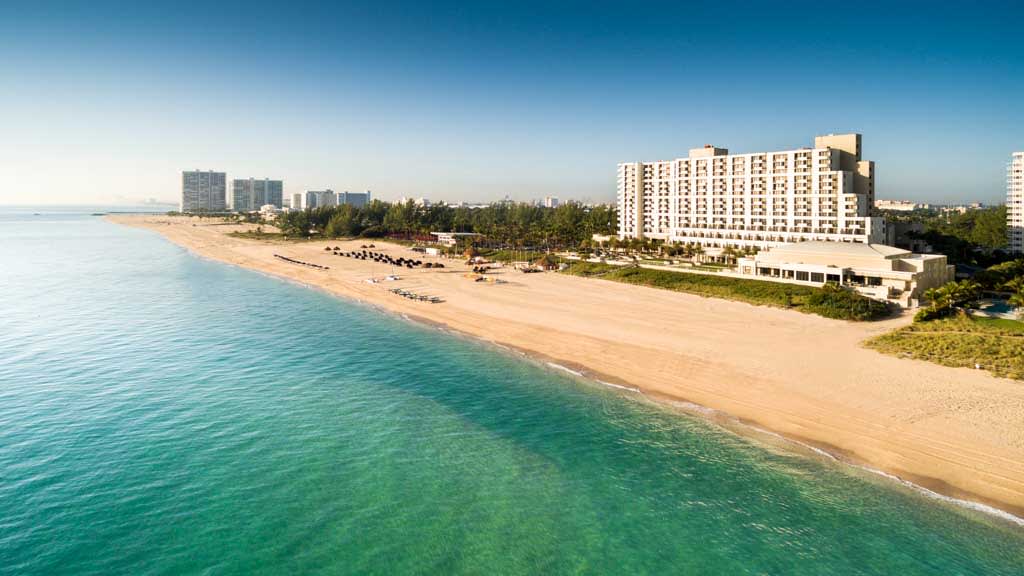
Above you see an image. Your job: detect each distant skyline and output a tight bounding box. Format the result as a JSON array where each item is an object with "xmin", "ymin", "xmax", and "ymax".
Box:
[{"xmin": 2, "ymin": 1, "xmax": 1023, "ymax": 206}]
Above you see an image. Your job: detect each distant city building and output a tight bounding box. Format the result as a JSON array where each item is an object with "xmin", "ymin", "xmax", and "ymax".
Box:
[
  {"xmin": 939, "ymin": 202, "xmax": 985, "ymax": 215},
  {"xmin": 304, "ymin": 189, "xmax": 336, "ymax": 209},
  {"xmin": 1010, "ymin": 152, "xmax": 1024, "ymax": 253},
  {"xmin": 294, "ymin": 189, "xmax": 372, "ymax": 210},
  {"xmin": 181, "ymin": 170, "xmax": 227, "ymax": 213},
  {"xmin": 544, "ymin": 196, "xmax": 560, "ymax": 208},
  {"xmin": 398, "ymin": 195, "xmax": 431, "ymax": 208},
  {"xmin": 618, "ymin": 133, "xmax": 882, "ymax": 250},
  {"xmin": 875, "ymin": 199, "xmax": 926, "ymax": 212},
  {"xmin": 340, "ymin": 190, "xmax": 372, "ymax": 207},
  {"xmin": 231, "ymin": 178, "xmax": 283, "ymax": 212}
]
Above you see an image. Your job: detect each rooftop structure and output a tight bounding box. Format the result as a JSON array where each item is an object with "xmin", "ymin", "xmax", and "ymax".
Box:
[
  {"xmin": 618, "ymin": 133, "xmax": 882, "ymax": 250},
  {"xmin": 736, "ymin": 241, "xmax": 953, "ymax": 308}
]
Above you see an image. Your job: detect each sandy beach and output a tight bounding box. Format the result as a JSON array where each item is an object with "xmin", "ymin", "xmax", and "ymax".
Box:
[{"xmin": 110, "ymin": 214, "xmax": 1024, "ymax": 520}]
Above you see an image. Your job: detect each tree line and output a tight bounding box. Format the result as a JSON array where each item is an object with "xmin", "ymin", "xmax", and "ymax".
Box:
[
  {"xmin": 275, "ymin": 200, "xmax": 618, "ymax": 248},
  {"xmin": 880, "ymin": 206, "xmax": 1009, "ymax": 266}
]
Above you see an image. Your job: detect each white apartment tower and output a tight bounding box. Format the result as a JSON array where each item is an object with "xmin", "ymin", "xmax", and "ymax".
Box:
[
  {"xmin": 231, "ymin": 178, "xmax": 284, "ymax": 212},
  {"xmin": 617, "ymin": 134, "xmax": 883, "ymax": 250},
  {"xmin": 1009, "ymin": 152, "xmax": 1024, "ymax": 254},
  {"xmin": 181, "ymin": 170, "xmax": 227, "ymax": 213}
]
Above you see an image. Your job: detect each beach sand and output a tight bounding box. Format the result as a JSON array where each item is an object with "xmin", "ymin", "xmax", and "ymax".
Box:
[{"xmin": 110, "ymin": 214, "xmax": 1024, "ymax": 520}]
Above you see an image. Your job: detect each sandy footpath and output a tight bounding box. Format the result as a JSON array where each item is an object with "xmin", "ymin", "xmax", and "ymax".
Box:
[{"xmin": 109, "ymin": 215, "xmax": 1024, "ymax": 520}]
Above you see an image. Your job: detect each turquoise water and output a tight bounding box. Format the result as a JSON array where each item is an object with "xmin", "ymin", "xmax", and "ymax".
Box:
[{"xmin": 1, "ymin": 209, "xmax": 1022, "ymax": 575}]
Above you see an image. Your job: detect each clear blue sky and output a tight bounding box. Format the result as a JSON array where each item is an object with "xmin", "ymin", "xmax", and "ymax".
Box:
[{"xmin": 2, "ymin": 0, "xmax": 1022, "ymax": 205}]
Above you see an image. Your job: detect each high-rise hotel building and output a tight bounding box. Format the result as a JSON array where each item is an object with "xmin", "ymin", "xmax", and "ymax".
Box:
[
  {"xmin": 230, "ymin": 178, "xmax": 284, "ymax": 212},
  {"xmin": 1009, "ymin": 152, "xmax": 1024, "ymax": 254},
  {"xmin": 181, "ymin": 170, "xmax": 227, "ymax": 213},
  {"xmin": 617, "ymin": 134, "xmax": 884, "ymax": 250}
]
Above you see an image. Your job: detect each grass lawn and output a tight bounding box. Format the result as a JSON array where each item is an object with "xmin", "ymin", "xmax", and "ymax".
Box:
[
  {"xmin": 480, "ymin": 249, "xmax": 551, "ymax": 262},
  {"xmin": 865, "ymin": 315, "xmax": 1024, "ymax": 380},
  {"xmin": 562, "ymin": 262, "xmax": 890, "ymax": 321},
  {"xmin": 973, "ymin": 316, "xmax": 1024, "ymax": 333},
  {"xmin": 228, "ymin": 231, "xmax": 310, "ymax": 242}
]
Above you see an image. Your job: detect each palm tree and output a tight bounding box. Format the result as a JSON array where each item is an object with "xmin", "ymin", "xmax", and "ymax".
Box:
[
  {"xmin": 1004, "ymin": 277, "xmax": 1024, "ymax": 314},
  {"xmin": 691, "ymin": 243, "xmax": 705, "ymax": 263},
  {"xmin": 948, "ymin": 280, "xmax": 981, "ymax": 311},
  {"xmin": 922, "ymin": 285, "xmax": 950, "ymax": 309},
  {"xmin": 721, "ymin": 245, "xmax": 738, "ymax": 265}
]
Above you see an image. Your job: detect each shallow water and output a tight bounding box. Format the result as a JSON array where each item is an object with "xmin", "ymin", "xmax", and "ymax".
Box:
[{"xmin": 1, "ymin": 209, "xmax": 1021, "ymax": 575}]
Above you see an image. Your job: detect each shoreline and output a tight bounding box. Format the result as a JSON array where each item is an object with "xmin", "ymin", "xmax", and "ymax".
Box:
[{"xmin": 108, "ymin": 215, "xmax": 1024, "ymax": 525}]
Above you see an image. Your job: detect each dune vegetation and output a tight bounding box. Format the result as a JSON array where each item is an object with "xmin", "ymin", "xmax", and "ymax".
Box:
[
  {"xmin": 865, "ymin": 315, "xmax": 1024, "ymax": 380},
  {"xmin": 563, "ymin": 262, "xmax": 890, "ymax": 321}
]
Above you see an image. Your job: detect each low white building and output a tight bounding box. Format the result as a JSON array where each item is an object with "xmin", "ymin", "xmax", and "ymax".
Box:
[
  {"xmin": 736, "ymin": 241, "xmax": 954, "ymax": 308},
  {"xmin": 259, "ymin": 204, "xmax": 283, "ymax": 219},
  {"xmin": 874, "ymin": 199, "xmax": 925, "ymax": 212},
  {"xmin": 430, "ymin": 232, "xmax": 481, "ymax": 246},
  {"xmin": 399, "ymin": 196, "xmax": 430, "ymax": 207}
]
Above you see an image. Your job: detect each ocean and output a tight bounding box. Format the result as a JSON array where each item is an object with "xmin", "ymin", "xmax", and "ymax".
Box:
[{"xmin": 1, "ymin": 208, "xmax": 1021, "ymax": 575}]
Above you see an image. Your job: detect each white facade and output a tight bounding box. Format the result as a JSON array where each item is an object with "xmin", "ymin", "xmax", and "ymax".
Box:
[
  {"xmin": 1009, "ymin": 152, "xmax": 1023, "ymax": 254},
  {"xmin": 181, "ymin": 170, "xmax": 226, "ymax": 213},
  {"xmin": 398, "ymin": 196, "xmax": 430, "ymax": 208},
  {"xmin": 875, "ymin": 199, "xmax": 924, "ymax": 212},
  {"xmin": 617, "ymin": 134, "xmax": 882, "ymax": 250},
  {"xmin": 544, "ymin": 196, "xmax": 560, "ymax": 208},
  {"xmin": 737, "ymin": 242, "xmax": 954, "ymax": 308},
  {"xmin": 259, "ymin": 204, "xmax": 282, "ymax": 219}
]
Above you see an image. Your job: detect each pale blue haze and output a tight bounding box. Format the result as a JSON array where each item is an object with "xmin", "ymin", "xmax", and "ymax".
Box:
[
  {"xmin": 1, "ymin": 1, "xmax": 1023, "ymax": 205},
  {"xmin": 0, "ymin": 209, "xmax": 1022, "ymax": 574}
]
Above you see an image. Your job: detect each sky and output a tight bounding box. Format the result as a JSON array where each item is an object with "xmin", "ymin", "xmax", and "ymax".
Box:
[{"xmin": 2, "ymin": 0, "xmax": 1023, "ymax": 206}]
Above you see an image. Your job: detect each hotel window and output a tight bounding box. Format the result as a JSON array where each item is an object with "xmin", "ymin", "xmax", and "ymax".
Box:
[{"xmin": 810, "ymin": 272, "xmax": 824, "ymax": 283}]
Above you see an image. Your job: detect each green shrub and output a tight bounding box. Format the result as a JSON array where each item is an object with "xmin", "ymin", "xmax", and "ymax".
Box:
[
  {"xmin": 359, "ymin": 226, "xmax": 386, "ymax": 238},
  {"xmin": 804, "ymin": 283, "xmax": 891, "ymax": 321},
  {"xmin": 564, "ymin": 264, "xmax": 889, "ymax": 321}
]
